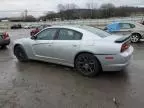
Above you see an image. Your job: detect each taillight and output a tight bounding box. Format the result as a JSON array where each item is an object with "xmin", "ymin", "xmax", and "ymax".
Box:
[
  {"xmin": 3, "ymin": 32, "xmax": 9, "ymax": 40},
  {"xmin": 121, "ymin": 43, "xmax": 130, "ymax": 52}
]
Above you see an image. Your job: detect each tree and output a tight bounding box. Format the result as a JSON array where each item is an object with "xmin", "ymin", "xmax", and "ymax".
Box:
[
  {"xmin": 24, "ymin": 15, "xmax": 36, "ymax": 22},
  {"xmin": 100, "ymin": 3, "xmax": 115, "ymax": 9},
  {"xmin": 57, "ymin": 4, "xmax": 65, "ymax": 12},
  {"xmin": 100, "ymin": 3, "xmax": 115, "ymax": 18},
  {"xmin": 57, "ymin": 3, "xmax": 79, "ymax": 11}
]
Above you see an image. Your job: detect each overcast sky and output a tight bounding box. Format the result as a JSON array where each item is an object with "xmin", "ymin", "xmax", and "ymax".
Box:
[{"xmin": 0, "ymin": 0, "xmax": 144, "ymax": 18}]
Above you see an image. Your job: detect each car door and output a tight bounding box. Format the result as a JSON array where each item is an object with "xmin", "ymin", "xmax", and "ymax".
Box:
[
  {"xmin": 118, "ymin": 23, "xmax": 133, "ymax": 35},
  {"xmin": 51, "ymin": 28, "xmax": 83, "ymax": 66},
  {"xmin": 31, "ymin": 28, "xmax": 58, "ymax": 61}
]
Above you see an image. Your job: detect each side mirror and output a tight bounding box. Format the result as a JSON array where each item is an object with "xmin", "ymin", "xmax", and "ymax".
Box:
[{"xmin": 31, "ymin": 36, "xmax": 37, "ymax": 40}]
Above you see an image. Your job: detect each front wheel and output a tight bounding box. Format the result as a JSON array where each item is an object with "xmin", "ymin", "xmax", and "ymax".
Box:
[
  {"xmin": 14, "ymin": 46, "xmax": 28, "ymax": 62},
  {"xmin": 130, "ymin": 34, "xmax": 140, "ymax": 43},
  {"xmin": 75, "ymin": 53, "xmax": 101, "ymax": 77}
]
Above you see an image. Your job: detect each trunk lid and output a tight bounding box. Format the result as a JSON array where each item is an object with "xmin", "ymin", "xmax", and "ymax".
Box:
[{"xmin": 104, "ymin": 35, "xmax": 130, "ymax": 43}]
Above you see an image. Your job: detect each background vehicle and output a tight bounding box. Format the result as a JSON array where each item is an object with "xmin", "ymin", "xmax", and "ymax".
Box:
[
  {"xmin": 13, "ymin": 25, "xmax": 133, "ymax": 77},
  {"xmin": 0, "ymin": 32, "xmax": 10, "ymax": 48},
  {"xmin": 30, "ymin": 24, "xmax": 51, "ymax": 36},
  {"xmin": 105, "ymin": 22, "xmax": 144, "ymax": 43},
  {"xmin": 140, "ymin": 21, "xmax": 144, "ymax": 25},
  {"xmin": 11, "ymin": 24, "xmax": 22, "ymax": 29}
]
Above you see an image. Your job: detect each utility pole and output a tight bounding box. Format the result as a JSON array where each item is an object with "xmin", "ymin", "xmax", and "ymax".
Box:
[{"xmin": 24, "ymin": 9, "xmax": 28, "ymax": 18}]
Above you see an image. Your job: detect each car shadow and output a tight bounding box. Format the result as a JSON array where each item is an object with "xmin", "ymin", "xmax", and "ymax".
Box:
[
  {"xmin": 15, "ymin": 59, "xmax": 129, "ymax": 81},
  {"xmin": 0, "ymin": 46, "xmax": 8, "ymax": 50}
]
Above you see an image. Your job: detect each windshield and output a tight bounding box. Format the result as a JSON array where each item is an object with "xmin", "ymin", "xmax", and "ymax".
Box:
[{"xmin": 80, "ymin": 26, "xmax": 111, "ymax": 38}]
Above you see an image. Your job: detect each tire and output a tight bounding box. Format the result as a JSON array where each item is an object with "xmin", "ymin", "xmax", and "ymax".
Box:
[
  {"xmin": 130, "ymin": 34, "xmax": 141, "ymax": 43},
  {"xmin": 14, "ymin": 45, "xmax": 28, "ymax": 62},
  {"xmin": 75, "ymin": 53, "xmax": 101, "ymax": 77}
]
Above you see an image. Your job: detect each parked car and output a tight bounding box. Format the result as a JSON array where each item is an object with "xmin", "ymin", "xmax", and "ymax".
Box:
[
  {"xmin": 23, "ymin": 25, "xmax": 31, "ymax": 29},
  {"xmin": 105, "ymin": 22, "xmax": 144, "ymax": 43},
  {"xmin": 23, "ymin": 24, "xmax": 39, "ymax": 29},
  {"xmin": 0, "ymin": 32, "xmax": 10, "ymax": 48},
  {"xmin": 140, "ymin": 21, "xmax": 144, "ymax": 25},
  {"xmin": 30, "ymin": 24, "xmax": 51, "ymax": 36},
  {"xmin": 11, "ymin": 24, "xmax": 22, "ymax": 29},
  {"xmin": 13, "ymin": 25, "xmax": 133, "ymax": 77}
]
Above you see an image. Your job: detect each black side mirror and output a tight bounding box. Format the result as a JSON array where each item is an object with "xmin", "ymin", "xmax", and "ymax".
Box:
[{"xmin": 31, "ymin": 36, "xmax": 37, "ymax": 40}]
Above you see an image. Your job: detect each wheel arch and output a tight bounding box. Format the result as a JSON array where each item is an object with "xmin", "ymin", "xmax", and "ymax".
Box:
[
  {"xmin": 14, "ymin": 44, "xmax": 26, "ymax": 55},
  {"xmin": 74, "ymin": 51, "xmax": 102, "ymax": 70},
  {"xmin": 131, "ymin": 32, "xmax": 142, "ymax": 39}
]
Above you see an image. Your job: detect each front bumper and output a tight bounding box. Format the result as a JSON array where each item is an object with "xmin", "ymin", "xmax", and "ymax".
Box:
[
  {"xmin": 0, "ymin": 39, "xmax": 10, "ymax": 46},
  {"xmin": 96, "ymin": 46, "xmax": 134, "ymax": 71}
]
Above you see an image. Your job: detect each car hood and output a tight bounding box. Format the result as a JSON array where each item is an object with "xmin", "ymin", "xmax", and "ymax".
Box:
[{"xmin": 14, "ymin": 38, "xmax": 31, "ymax": 44}]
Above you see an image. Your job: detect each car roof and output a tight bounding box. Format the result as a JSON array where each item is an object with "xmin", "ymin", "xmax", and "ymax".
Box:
[{"xmin": 44, "ymin": 25, "xmax": 91, "ymax": 32}]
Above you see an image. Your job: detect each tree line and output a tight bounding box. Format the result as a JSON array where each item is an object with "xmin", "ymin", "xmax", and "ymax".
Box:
[{"xmin": 40, "ymin": 3, "xmax": 144, "ymax": 21}]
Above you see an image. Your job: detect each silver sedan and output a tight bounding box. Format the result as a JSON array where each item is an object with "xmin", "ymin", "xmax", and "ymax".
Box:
[{"xmin": 13, "ymin": 25, "xmax": 133, "ymax": 77}]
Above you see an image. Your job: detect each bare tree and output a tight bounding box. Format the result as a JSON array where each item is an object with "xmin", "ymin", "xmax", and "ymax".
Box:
[
  {"xmin": 100, "ymin": 3, "xmax": 115, "ymax": 9},
  {"xmin": 86, "ymin": 2, "xmax": 97, "ymax": 18},
  {"xmin": 57, "ymin": 3, "xmax": 79, "ymax": 11},
  {"xmin": 57, "ymin": 4, "xmax": 65, "ymax": 12}
]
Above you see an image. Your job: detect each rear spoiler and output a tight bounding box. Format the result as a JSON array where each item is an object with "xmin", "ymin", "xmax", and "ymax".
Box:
[{"xmin": 115, "ymin": 35, "xmax": 130, "ymax": 43}]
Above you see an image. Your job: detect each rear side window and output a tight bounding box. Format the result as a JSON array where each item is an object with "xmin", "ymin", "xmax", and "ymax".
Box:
[
  {"xmin": 57, "ymin": 29, "xmax": 82, "ymax": 40},
  {"xmin": 120, "ymin": 23, "xmax": 131, "ymax": 29}
]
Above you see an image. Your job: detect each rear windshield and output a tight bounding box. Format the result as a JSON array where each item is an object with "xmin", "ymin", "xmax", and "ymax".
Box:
[{"xmin": 80, "ymin": 26, "xmax": 111, "ymax": 38}]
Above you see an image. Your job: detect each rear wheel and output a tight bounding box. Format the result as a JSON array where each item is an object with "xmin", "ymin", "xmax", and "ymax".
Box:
[
  {"xmin": 14, "ymin": 45, "xmax": 28, "ymax": 62},
  {"xmin": 131, "ymin": 34, "xmax": 141, "ymax": 43},
  {"xmin": 75, "ymin": 53, "xmax": 101, "ymax": 77}
]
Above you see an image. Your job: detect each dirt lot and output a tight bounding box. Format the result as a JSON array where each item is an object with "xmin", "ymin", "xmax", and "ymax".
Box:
[{"xmin": 0, "ymin": 29, "xmax": 144, "ymax": 108}]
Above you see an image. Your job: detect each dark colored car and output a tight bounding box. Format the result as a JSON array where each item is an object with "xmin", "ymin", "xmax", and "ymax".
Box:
[
  {"xmin": 140, "ymin": 21, "xmax": 144, "ymax": 25},
  {"xmin": 0, "ymin": 32, "xmax": 10, "ymax": 48},
  {"xmin": 30, "ymin": 24, "xmax": 51, "ymax": 36},
  {"xmin": 11, "ymin": 24, "xmax": 22, "ymax": 29}
]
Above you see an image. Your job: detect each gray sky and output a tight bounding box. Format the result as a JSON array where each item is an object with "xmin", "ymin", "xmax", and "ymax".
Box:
[{"xmin": 0, "ymin": 0, "xmax": 144, "ymax": 18}]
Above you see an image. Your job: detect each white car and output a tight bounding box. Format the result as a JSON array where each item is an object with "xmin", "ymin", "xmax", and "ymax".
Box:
[
  {"xmin": 105, "ymin": 22, "xmax": 144, "ymax": 43},
  {"xmin": 13, "ymin": 25, "xmax": 133, "ymax": 77}
]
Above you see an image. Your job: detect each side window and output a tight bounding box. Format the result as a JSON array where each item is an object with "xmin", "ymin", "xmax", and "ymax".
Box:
[
  {"xmin": 130, "ymin": 24, "xmax": 135, "ymax": 28},
  {"xmin": 120, "ymin": 23, "xmax": 131, "ymax": 29},
  {"xmin": 36, "ymin": 28, "xmax": 57, "ymax": 40},
  {"xmin": 57, "ymin": 29, "xmax": 82, "ymax": 40}
]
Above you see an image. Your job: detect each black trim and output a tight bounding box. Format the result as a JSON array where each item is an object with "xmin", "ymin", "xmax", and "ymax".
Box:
[{"xmin": 95, "ymin": 54, "xmax": 115, "ymax": 55}]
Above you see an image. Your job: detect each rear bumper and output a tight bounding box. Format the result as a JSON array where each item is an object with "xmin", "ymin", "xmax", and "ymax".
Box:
[
  {"xmin": 102, "ymin": 55, "xmax": 133, "ymax": 71},
  {"xmin": 96, "ymin": 46, "xmax": 134, "ymax": 71},
  {"xmin": 0, "ymin": 39, "xmax": 10, "ymax": 46}
]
